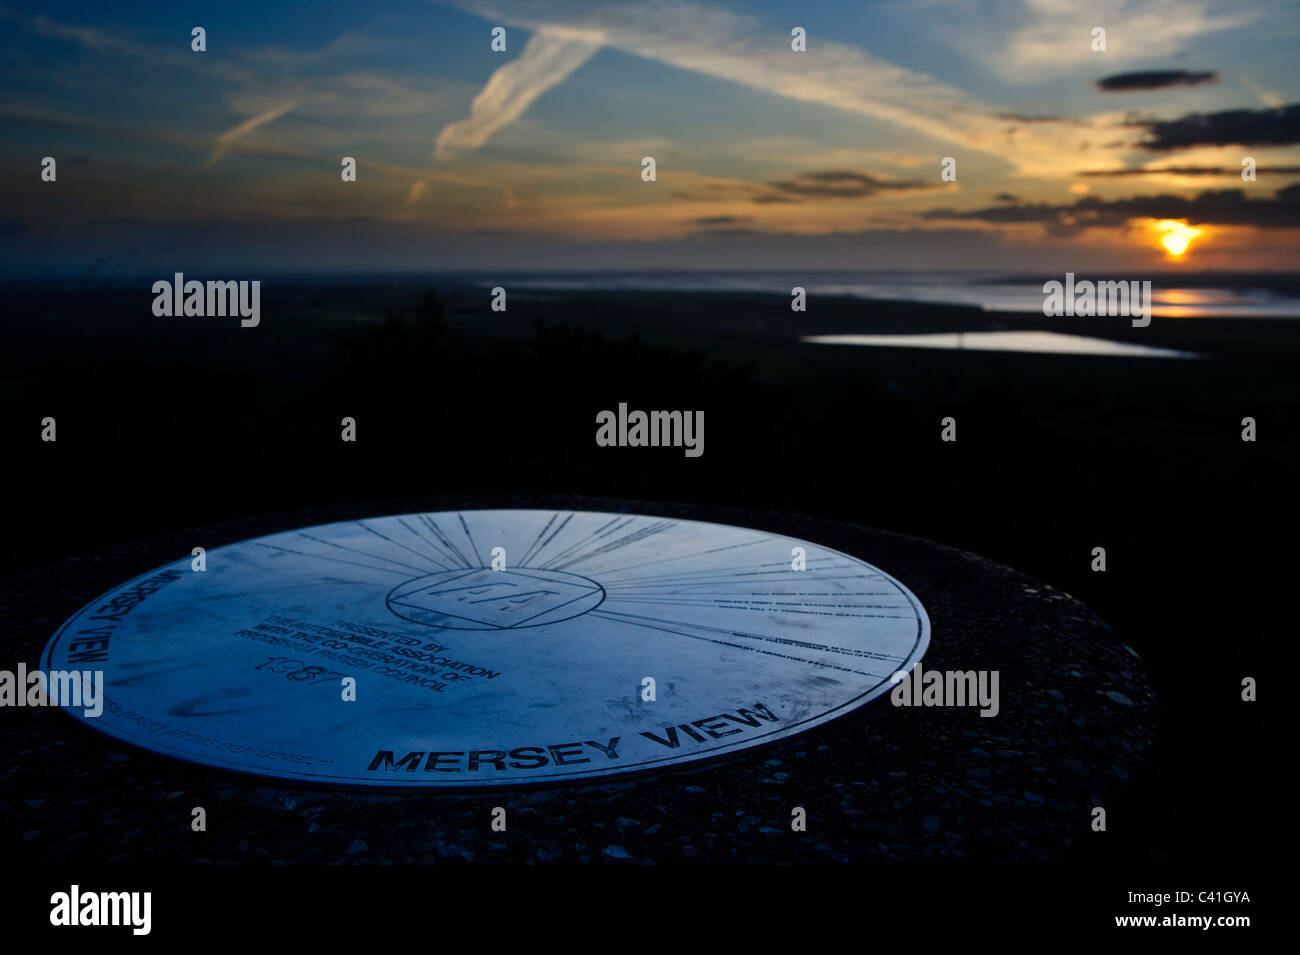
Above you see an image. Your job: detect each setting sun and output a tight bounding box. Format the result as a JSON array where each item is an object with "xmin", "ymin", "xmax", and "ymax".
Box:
[{"xmin": 1154, "ymin": 219, "xmax": 1204, "ymax": 258}]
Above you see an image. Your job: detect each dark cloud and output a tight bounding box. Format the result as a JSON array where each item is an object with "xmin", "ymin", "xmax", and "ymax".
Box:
[
  {"xmin": 1080, "ymin": 165, "xmax": 1300, "ymax": 177},
  {"xmin": 762, "ymin": 169, "xmax": 934, "ymax": 200},
  {"xmin": 673, "ymin": 170, "xmax": 937, "ymax": 205},
  {"xmin": 1096, "ymin": 70, "xmax": 1218, "ymax": 91},
  {"xmin": 922, "ymin": 184, "xmax": 1300, "ymax": 234},
  {"xmin": 691, "ymin": 215, "xmax": 752, "ymax": 226},
  {"xmin": 1131, "ymin": 104, "xmax": 1300, "ymax": 150},
  {"xmin": 997, "ymin": 112, "xmax": 1066, "ymax": 123},
  {"xmin": 995, "ymin": 193, "xmax": 1018, "ymax": 202},
  {"xmin": 669, "ymin": 182, "xmax": 768, "ymax": 202}
]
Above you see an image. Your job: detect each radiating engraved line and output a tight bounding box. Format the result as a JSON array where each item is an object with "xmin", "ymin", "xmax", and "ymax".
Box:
[
  {"xmin": 537, "ymin": 515, "xmax": 632, "ymax": 570},
  {"xmin": 549, "ymin": 520, "xmax": 676, "ymax": 571},
  {"xmin": 517, "ymin": 512, "xmax": 559, "ymax": 568},
  {"xmin": 356, "ymin": 520, "xmax": 448, "ymax": 571},
  {"xmin": 458, "ymin": 512, "xmax": 484, "ymax": 567},
  {"xmin": 395, "ymin": 516, "xmax": 458, "ymax": 569},
  {"xmin": 404, "ymin": 516, "xmax": 469, "ymax": 569},
  {"xmin": 602, "ymin": 596, "xmax": 911, "ymax": 618},
  {"xmin": 418, "ymin": 515, "xmax": 473, "ymax": 568},
  {"xmin": 589, "ymin": 610, "xmax": 886, "ymax": 675},
  {"xmin": 253, "ymin": 541, "xmax": 410, "ymax": 576},
  {"xmin": 295, "ymin": 531, "xmax": 430, "ymax": 574},
  {"xmin": 534, "ymin": 514, "xmax": 624, "ymax": 569},
  {"xmin": 601, "ymin": 564, "xmax": 867, "ymax": 588},
  {"xmin": 543, "ymin": 517, "xmax": 647, "ymax": 570},
  {"xmin": 605, "ymin": 572, "xmax": 883, "ymax": 593},
  {"xmin": 601, "ymin": 559, "xmax": 861, "ymax": 587},
  {"xmin": 597, "ymin": 537, "xmax": 774, "ymax": 579},
  {"xmin": 529, "ymin": 512, "xmax": 586, "ymax": 567},
  {"xmin": 527, "ymin": 512, "xmax": 577, "ymax": 568},
  {"xmin": 594, "ymin": 607, "xmax": 906, "ymax": 661}
]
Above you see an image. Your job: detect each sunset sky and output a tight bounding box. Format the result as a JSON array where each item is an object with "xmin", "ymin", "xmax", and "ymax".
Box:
[{"xmin": 1, "ymin": 0, "xmax": 1297, "ymax": 274}]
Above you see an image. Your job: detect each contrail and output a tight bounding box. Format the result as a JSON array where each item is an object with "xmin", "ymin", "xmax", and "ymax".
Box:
[
  {"xmin": 205, "ymin": 100, "xmax": 298, "ymax": 166},
  {"xmin": 434, "ymin": 26, "xmax": 602, "ymax": 159}
]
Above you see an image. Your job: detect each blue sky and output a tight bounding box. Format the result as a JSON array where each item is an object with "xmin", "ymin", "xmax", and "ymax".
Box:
[{"xmin": 1, "ymin": 0, "xmax": 1297, "ymax": 274}]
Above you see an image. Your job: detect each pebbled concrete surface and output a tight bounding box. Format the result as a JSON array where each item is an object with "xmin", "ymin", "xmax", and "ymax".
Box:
[{"xmin": 0, "ymin": 494, "xmax": 1156, "ymax": 864}]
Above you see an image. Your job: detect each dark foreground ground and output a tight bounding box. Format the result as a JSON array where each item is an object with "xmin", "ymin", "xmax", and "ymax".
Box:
[{"xmin": 0, "ymin": 277, "xmax": 1287, "ymax": 871}]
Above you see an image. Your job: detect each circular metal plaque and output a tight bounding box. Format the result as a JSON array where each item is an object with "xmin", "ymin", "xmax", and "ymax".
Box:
[{"xmin": 42, "ymin": 510, "xmax": 929, "ymax": 788}]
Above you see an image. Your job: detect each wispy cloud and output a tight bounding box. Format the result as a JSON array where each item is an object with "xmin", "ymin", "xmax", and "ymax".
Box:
[
  {"xmin": 434, "ymin": 26, "xmax": 603, "ymax": 159},
  {"xmin": 0, "ymin": 101, "xmax": 311, "ymax": 164},
  {"xmin": 444, "ymin": 1, "xmax": 1082, "ymax": 169},
  {"xmin": 4, "ymin": 0, "xmax": 1294, "ymax": 268},
  {"xmin": 984, "ymin": 0, "xmax": 1255, "ymax": 80},
  {"xmin": 25, "ymin": 13, "xmax": 138, "ymax": 52},
  {"xmin": 405, "ymin": 179, "xmax": 431, "ymax": 205},
  {"xmin": 439, "ymin": 2, "xmax": 1171, "ymax": 178},
  {"xmin": 1241, "ymin": 74, "xmax": 1286, "ymax": 109},
  {"xmin": 205, "ymin": 100, "xmax": 298, "ymax": 166},
  {"xmin": 5, "ymin": 8, "xmax": 255, "ymax": 84}
]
